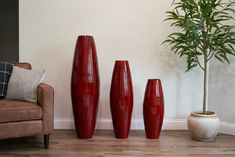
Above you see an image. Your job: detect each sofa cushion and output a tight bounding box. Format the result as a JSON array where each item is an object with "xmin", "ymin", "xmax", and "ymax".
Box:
[
  {"xmin": 0, "ymin": 100, "xmax": 42, "ymax": 123},
  {"xmin": 5, "ymin": 66, "xmax": 46, "ymax": 103},
  {"xmin": 0, "ymin": 62, "xmax": 14, "ymax": 98},
  {"xmin": 0, "ymin": 120, "xmax": 42, "ymax": 139}
]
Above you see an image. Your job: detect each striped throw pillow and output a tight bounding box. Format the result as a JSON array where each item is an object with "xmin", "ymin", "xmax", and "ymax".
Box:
[{"xmin": 0, "ymin": 62, "xmax": 14, "ymax": 98}]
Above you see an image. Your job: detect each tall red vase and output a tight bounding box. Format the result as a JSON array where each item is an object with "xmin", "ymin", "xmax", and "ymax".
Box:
[
  {"xmin": 143, "ymin": 79, "xmax": 164, "ymax": 139},
  {"xmin": 110, "ymin": 60, "xmax": 133, "ymax": 139},
  {"xmin": 71, "ymin": 36, "xmax": 100, "ymax": 139}
]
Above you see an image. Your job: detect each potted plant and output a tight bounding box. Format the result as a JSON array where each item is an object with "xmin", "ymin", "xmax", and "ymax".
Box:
[{"xmin": 163, "ymin": 0, "xmax": 235, "ymax": 141}]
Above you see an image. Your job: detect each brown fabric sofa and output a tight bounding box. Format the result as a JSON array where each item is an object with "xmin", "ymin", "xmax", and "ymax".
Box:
[{"xmin": 0, "ymin": 63, "xmax": 54, "ymax": 149}]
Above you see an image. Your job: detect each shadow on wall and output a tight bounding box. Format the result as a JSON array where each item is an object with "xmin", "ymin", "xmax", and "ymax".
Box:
[
  {"xmin": 55, "ymin": 59, "xmax": 74, "ymax": 119},
  {"xmin": 150, "ymin": 44, "xmax": 186, "ymax": 78},
  {"xmin": 209, "ymin": 57, "xmax": 235, "ymax": 123},
  {"xmin": 148, "ymin": 43, "xmax": 203, "ymax": 118},
  {"xmin": 31, "ymin": 45, "xmax": 75, "ymax": 119},
  {"xmin": 97, "ymin": 83, "xmax": 111, "ymax": 120}
]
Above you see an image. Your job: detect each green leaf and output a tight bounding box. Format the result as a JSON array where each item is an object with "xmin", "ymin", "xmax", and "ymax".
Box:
[
  {"xmin": 215, "ymin": 55, "xmax": 224, "ymax": 63},
  {"xmin": 163, "ymin": 0, "xmax": 235, "ymax": 71}
]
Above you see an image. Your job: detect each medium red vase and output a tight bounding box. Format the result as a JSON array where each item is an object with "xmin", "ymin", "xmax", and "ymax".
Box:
[
  {"xmin": 71, "ymin": 36, "xmax": 100, "ymax": 139},
  {"xmin": 110, "ymin": 60, "xmax": 133, "ymax": 139},
  {"xmin": 143, "ymin": 79, "xmax": 164, "ymax": 139}
]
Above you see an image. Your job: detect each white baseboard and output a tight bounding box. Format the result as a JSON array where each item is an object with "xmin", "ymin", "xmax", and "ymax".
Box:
[
  {"xmin": 220, "ymin": 121, "xmax": 235, "ymax": 135},
  {"xmin": 54, "ymin": 118, "xmax": 235, "ymax": 135},
  {"xmin": 54, "ymin": 118, "xmax": 75, "ymax": 129},
  {"xmin": 54, "ymin": 118, "xmax": 187, "ymax": 130}
]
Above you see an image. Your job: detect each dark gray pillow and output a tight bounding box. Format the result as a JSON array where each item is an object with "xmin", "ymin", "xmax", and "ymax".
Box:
[{"xmin": 0, "ymin": 61, "xmax": 14, "ymax": 98}]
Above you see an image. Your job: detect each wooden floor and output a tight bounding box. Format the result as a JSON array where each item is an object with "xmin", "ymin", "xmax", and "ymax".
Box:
[{"xmin": 0, "ymin": 130, "xmax": 235, "ymax": 157}]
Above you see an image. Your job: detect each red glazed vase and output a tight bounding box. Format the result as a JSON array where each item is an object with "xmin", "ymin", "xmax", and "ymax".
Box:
[
  {"xmin": 143, "ymin": 79, "xmax": 164, "ymax": 139},
  {"xmin": 110, "ymin": 60, "xmax": 133, "ymax": 139},
  {"xmin": 71, "ymin": 36, "xmax": 100, "ymax": 139}
]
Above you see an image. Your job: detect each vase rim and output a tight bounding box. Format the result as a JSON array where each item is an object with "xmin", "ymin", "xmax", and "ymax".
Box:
[
  {"xmin": 191, "ymin": 111, "xmax": 217, "ymax": 117},
  {"xmin": 78, "ymin": 35, "xmax": 93, "ymax": 38},
  {"xmin": 115, "ymin": 60, "xmax": 129, "ymax": 62},
  {"xmin": 148, "ymin": 79, "xmax": 161, "ymax": 81}
]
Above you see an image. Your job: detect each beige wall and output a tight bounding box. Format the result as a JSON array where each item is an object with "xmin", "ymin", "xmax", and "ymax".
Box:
[{"xmin": 19, "ymin": 0, "xmax": 204, "ymax": 129}]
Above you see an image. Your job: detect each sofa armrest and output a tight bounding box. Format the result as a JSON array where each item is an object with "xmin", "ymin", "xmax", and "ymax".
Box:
[{"xmin": 37, "ymin": 83, "xmax": 54, "ymax": 134}]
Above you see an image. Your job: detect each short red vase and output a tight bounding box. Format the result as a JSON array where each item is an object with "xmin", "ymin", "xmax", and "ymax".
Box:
[
  {"xmin": 71, "ymin": 36, "xmax": 100, "ymax": 139},
  {"xmin": 110, "ymin": 60, "xmax": 133, "ymax": 139},
  {"xmin": 143, "ymin": 79, "xmax": 164, "ymax": 139}
]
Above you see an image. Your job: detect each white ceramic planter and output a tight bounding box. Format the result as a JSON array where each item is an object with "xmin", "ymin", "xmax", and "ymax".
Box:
[{"xmin": 187, "ymin": 111, "xmax": 220, "ymax": 141}]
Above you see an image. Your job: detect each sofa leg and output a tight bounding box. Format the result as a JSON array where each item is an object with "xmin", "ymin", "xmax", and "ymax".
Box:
[{"xmin": 44, "ymin": 134, "xmax": 50, "ymax": 149}]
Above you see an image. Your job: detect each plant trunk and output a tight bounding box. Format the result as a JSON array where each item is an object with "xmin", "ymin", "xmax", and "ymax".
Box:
[{"xmin": 203, "ymin": 53, "xmax": 207, "ymax": 114}]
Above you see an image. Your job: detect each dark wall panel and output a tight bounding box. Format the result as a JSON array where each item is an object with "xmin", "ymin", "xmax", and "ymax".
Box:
[{"xmin": 0, "ymin": 0, "xmax": 19, "ymax": 62}]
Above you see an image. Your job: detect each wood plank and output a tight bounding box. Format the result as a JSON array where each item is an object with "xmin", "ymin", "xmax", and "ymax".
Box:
[{"xmin": 0, "ymin": 130, "xmax": 234, "ymax": 157}]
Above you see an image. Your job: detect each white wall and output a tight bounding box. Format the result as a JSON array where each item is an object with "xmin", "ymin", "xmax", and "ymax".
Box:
[
  {"xmin": 208, "ymin": 57, "xmax": 235, "ymax": 134},
  {"xmin": 19, "ymin": 0, "xmax": 204, "ymax": 129}
]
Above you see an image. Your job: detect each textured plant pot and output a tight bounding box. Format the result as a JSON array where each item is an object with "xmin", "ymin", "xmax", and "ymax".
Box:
[
  {"xmin": 187, "ymin": 111, "xmax": 220, "ymax": 141},
  {"xmin": 71, "ymin": 35, "xmax": 100, "ymax": 139},
  {"xmin": 143, "ymin": 79, "xmax": 164, "ymax": 139},
  {"xmin": 110, "ymin": 60, "xmax": 133, "ymax": 139}
]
